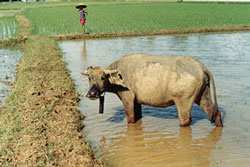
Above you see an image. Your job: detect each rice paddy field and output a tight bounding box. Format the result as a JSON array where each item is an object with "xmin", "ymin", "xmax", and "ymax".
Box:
[
  {"xmin": 0, "ymin": 9, "xmax": 21, "ymax": 40},
  {"xmin": 21, "ymin": 2, "xmax": 250, "ymax": 36},
  {"xmin": 1, "ymin": 1, "xmax": 250, "ymax": 166},
  {"xmin": 0, "ymin": 2, "xmax": 78, "ymax": 9},
  {"xmin": 0, "ymin": 17, "xmax": 17, "ymax": 40}
]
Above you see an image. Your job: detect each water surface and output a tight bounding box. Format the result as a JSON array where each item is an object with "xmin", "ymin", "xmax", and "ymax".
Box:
[
  {"xmin": 60, "ymin": 32, "xmax": 250, "ymax": 167},
  {"xmin": 0, "ymin": 49, "xmax": 21, "ymax": 106}
]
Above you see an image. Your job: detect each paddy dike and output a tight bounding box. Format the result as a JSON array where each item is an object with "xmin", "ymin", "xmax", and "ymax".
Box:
[
  {"xmin": 55, "ymin": 25, "xmax": 250, "ymax": 41},
  {"xmin": 0, "ymin": 12, "xmax": 102, "ymax": 166},
  {"xmin": 0, "ymin": 37, "xmax": 102, "ymax": 167}
]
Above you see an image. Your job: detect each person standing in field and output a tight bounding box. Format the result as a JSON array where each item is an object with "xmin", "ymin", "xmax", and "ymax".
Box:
[{"xmin": 76, "ymin": 4, "xmax": 88, "ymax": 33}]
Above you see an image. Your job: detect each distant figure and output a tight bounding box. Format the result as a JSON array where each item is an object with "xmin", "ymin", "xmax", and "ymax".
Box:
[{"xmin": 76, "ymin": 4, "xmax": 88, "ymax": 33}]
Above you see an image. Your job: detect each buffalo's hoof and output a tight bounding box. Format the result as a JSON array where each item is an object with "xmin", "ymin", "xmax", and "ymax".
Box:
[
  {"xmin": 179, "ymin": 118, "xmax": 192, "ymax": 127},
  {"xmin": 215, "ymin": 112, "xmax": 223, "ymax": 127}
]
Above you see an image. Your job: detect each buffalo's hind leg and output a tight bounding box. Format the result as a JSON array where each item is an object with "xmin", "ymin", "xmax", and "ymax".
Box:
[{"xmin": 196, "ymin": 86, "xmax": 223, "ymax": 127}]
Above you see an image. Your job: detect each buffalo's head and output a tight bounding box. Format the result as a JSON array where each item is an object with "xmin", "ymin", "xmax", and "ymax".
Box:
[{"xmin": 81, "ymin": 66, "xmax": 126, "ymax": 100}]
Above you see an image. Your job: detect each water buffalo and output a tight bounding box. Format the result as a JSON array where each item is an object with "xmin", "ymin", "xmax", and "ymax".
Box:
[{"xmin": 82, "ymin": 54, "xmax": 223, "ymax": 127}]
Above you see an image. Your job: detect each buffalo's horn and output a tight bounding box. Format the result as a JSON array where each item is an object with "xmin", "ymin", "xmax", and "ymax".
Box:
[
  {"xmin": 81, "ymin": 70, "xmax": 89, "ymax": 76},
  {"xmin": 103, "ymin": 69, "xmax": 118, "ymax": 75}
]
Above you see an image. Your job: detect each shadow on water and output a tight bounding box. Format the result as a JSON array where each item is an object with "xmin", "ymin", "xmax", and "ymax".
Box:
[{"xmin": 108, "ymin": 104, "xmax": 226, "ymax": 125}]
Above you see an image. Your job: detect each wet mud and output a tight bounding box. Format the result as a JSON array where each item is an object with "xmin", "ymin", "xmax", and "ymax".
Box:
[{"xmin": 60, "ymin": 32, "xmax": 250, "ymax": 167}]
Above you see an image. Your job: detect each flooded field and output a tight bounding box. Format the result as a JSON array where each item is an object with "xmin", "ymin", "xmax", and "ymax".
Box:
[
  {"xmin": 0, "ymin": 49, "xmax": 21, "ymax": 107},
  {"xmin": 0, "ymin": 17, "xmax": 17, "ymax": 40},
  {"xmin": 60, "ymin": 32, "xmax": 250, "ymax": 167},
  {"xmin": 0, "ymin": 9, "xmax": 20, "ymax": 18}
]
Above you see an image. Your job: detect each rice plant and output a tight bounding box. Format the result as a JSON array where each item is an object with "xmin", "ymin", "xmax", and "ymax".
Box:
[
  {"xmin": 23, "ymin": 2, "xmax": 250, "ymax": 35},
  {"xmin": 0, "ymin": 17, "xmax": 17, "ymax": 40}
]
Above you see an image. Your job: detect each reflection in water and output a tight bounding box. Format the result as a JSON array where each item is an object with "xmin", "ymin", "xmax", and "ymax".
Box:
[
  {"xmin": 0, "ymin": 49, "xmax": 21, "ymax": 107},
  {"xmin": 81, "ymin": 40, "xmax": 87, "ymax": 61},
  {"xmin": 60, "ymin": 32, "xmax": 250, "ymax": 167},
  {"xmin": 103, "ymin": 122, "xmax": 222, "ymax": 167}
]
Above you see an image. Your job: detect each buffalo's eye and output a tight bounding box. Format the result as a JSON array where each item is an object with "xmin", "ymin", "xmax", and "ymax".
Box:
[
  {"xmin": 88, "ymin": 77, "xmax": 91, "ymax": 80},
  {"xmin": 101, "ymin": 76, "xmax": 105, "ymax": 80}
]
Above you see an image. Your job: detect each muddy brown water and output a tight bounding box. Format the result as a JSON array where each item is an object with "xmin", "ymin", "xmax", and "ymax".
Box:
[
  {"xmin": 60, "ymin": 32, "xmax": 250, "ymax": 167},
  {"xmin": 0, "ymin": 49, "xmax": 21, "ymax": 107}
]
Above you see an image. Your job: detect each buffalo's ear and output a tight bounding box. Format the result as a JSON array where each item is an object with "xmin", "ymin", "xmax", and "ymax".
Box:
[
  {"xmin": 108, "ymin": 76, "xmax": 126, "ymax": 87},
  {"xmin": 104, "ymin": 69, "xmax": 126, "ymax": 88}
]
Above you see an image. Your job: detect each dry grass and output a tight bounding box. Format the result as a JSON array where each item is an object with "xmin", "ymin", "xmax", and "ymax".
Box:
[
  {"xmin": 0, "ymin": 36, "xmax": 102, "ymax": 167},
  {"xmin": 15, "ymin": 14, "xmax": 30, "ymax": 39}
]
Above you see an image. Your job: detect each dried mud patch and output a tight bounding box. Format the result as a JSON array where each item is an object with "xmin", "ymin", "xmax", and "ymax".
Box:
[{"xmin": 0, "ymin": 37, "xmax": 102, "ymax": 167}]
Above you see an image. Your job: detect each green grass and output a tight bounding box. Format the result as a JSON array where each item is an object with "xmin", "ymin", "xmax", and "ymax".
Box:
[
  {"xmin": 22, "ymin": 2, "xmax": 250, "ymax": 35},
  {"xmin": 0, "ymin": 17, "xmax": 18, "ymax": 40}
]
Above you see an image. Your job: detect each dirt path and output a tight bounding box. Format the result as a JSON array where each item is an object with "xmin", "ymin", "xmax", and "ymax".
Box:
[
  {"xmin": 0, "ymin": 37, "xmax": 102, "ymax": 167},
  {"xmin": 15, "ymin": 14, "xmax": 30, "ymax": 39},
  {"xmin": 1, "ymin": 13, "xmax": 102, "ymax": 166}
]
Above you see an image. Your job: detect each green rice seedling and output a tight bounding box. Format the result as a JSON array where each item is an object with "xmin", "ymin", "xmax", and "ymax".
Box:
[
  {"xmin": 23, "ymin": 2, "xmax": 250, "ymax": 36},
  {"xmin": 23, "ymin": 6, "xmax": 80, "ymax": 35},
  {"xmin": 0, "ymin": 17, "xmax": 17, "ymax": 40},
  {"xmin": 0, "ymin": 1, "xmax": 78, "ymax": 9},
  {"xmin": 0, "ymin": 9, "xmax": 20, "ymax": 17}
]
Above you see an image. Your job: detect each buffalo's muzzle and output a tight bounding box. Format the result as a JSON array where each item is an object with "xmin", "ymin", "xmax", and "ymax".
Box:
[{"xmin": 86, "ymin": 84, "xmax": 100, "ymax": 100}]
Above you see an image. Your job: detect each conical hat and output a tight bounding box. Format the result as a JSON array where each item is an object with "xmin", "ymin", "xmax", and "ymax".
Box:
[{"xmin": 76, "ymin": 3, "xmax": 87, "ymax": 9}]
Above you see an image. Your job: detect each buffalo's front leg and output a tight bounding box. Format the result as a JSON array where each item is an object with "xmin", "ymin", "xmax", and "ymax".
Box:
[
  {"xmin": 134, "ymin": 100, "xmax": 142, "ymax": 122},
  {"xmin": 118, "ymin": 91, "xmax": 142, "ymax": 123}
]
